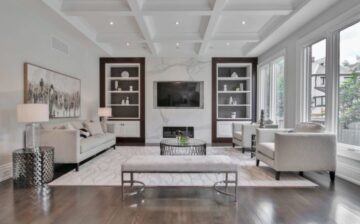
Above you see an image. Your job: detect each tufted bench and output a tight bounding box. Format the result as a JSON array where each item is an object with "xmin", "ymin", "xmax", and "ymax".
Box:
[{"xmin": 121, "ymin": 155, "xmax": 238, "ymax": 201}]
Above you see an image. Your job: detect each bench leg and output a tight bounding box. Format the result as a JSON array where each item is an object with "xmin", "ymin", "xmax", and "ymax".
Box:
[
  {"xmin": 225, "ymin": 173, "xmax": 228, "ymax": 188},
  {"xmin": 130, "ymin": 173, "xmax": 134, "ymax": 187},
  {"xmin": 235, "ymin": 171, "xmax": 238, "ymax": 202},
  {"xmin": 121, "ymin": 172, "xmax": 125, "ymax": 200}
]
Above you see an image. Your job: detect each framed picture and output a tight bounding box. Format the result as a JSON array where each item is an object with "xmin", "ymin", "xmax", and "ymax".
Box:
[{"xmin": 24, "ymin": 63, "xmax": 81, "ymax": 118}]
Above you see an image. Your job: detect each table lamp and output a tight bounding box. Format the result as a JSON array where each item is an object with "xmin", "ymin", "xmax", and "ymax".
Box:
[
  {"xmin": 17, "ymin": 104, "xmax": 49, "ymax": 149},
  {"xmin": 98, "ymin": 107, "xmax": 112, "ymax": 132}
]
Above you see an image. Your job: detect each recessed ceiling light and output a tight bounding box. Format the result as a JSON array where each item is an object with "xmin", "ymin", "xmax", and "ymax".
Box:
[
  {"xmin": 126, "ymin": 42, "xmax": 130, "ymax": 47},
  {"xmin": 242, "ymin": 21, "xmax": 246, "ymax": 25},
  {"xmin": 109, "ymin": 21, "xmax": 114, "ymax": 26},
  {"xmin": 176, "ymin": 42, "xmax": 180, "ymax": 47},
  {"xmin": 226, "ymin": 42, "xmax": 230, "ymax": 46},
  {"xmin": 175, "ymin": 21, "xmax": 180, "ymax": 26}
]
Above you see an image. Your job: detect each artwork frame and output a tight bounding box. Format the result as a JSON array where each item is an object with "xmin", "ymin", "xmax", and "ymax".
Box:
[{"xmin": 24, "ymin": 63, "xmax": 81, "ymax": 118}]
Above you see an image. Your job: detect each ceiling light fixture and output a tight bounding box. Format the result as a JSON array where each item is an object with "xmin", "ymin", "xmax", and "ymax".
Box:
[
  {"xmin": 126, "ymin": 42, "xmax": 130, "ymax": 47},
  {"xmin": 242, "ymin": 21, "xmax": 246, "ymax": 25},
  {"xmin": 176, "ymin": 42, "xmax": 180, "ymax": 48},
  {"xmin": 109, "ymin": 21, "xmax": 114, "ymax": 26},
  {"xmin": 175, "ymin": 21, "xmax": 180, "ymax": 26}
]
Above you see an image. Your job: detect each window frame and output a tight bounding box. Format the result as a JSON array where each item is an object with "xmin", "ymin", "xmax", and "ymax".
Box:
[
  {"xmin": 258, "ymin": 50, "xmax": 286, "ymax": 127},
  {"xmin": 303, "ymin": 38, "xmax": 328, "ymax": 124},
  {"xmin": 297, "ymin": 6, "xmax": 360, "ymax": 153}
]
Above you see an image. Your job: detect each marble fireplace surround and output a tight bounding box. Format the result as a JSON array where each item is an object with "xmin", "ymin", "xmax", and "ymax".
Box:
[{"xmin": 145, "ymin": 57, "xmax": 212, "ymax": 144}]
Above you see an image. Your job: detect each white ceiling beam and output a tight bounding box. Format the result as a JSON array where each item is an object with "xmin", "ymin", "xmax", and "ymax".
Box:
[
  {"xmin": 127, "ymin": 0, "xmax": 158, "ymax": 55},
  {"xmin": 62, "ymin": 1, "xmax": 130, "ymax": 12},
  {"xmin": 213, "ymin": 32, "xmax": 260, "ymax": 42},
  {"xmin": 198, "ymin": 0, "xmax": 228, "ymax": 55},
  {"xmin": 96, "ymin": 33, "xmax": 146, "ymax": 43},
  {"xmin": 142, "ymin": 10, "xmax": 212, "ymax": 16},
  {"xmin": 223, "ymin": 3, "xmax": 293, "ymax": 16}
]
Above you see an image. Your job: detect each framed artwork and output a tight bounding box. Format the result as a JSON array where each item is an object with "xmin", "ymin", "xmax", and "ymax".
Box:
[{"xmin": 24, "ymin": 63, "xmax": 81, "ymax": 118}]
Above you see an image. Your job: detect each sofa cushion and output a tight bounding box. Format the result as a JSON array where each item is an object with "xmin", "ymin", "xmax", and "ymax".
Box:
[
  {"xmin": 257, "ymin": 143, "xmax": 275, "ymax": 159},
  {"xmin": 80, "ymin": 133, "xmax": 115, "ymax": 153},
  {"xmin": 84, "ymin": 121, "xmax": 104, "ymax": 135},
  {"xmin": 294, "ymin": 122, "xmax": 325, "ymax": 133},
  {"xmin": 233, "ymin": 131, "xmax": 242, "ymax": 140}
]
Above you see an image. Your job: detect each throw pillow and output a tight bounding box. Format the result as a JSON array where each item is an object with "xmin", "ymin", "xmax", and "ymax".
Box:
[
  {"xmin": 84, "ymin": 121, "xmax": 104, "ymax": 135},
  {"xmin": 80, "ymin": 128, "xmax": 91, "ymax": 138}
]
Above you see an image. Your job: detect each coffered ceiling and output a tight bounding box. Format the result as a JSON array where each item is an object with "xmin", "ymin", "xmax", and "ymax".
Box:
[{"xmin": 42, "ymin": 0, "xmax": 339, "ymax": 57}]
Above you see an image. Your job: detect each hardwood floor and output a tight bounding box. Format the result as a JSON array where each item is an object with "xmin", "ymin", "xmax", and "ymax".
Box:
[{"xmin": 0, "ymin": 172, "xmax": 360, "ymax": 224}]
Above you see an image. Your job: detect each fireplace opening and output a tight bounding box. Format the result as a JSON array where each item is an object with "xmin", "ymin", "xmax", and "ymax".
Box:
[{"xmin": 163, "ymin": 126, "xmax": 194, "ymax": 138}]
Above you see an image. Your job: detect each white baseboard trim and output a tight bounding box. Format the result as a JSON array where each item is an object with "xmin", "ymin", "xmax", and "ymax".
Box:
[
  {"xmin": 0, "ymin": 163, "xmax": 12, "ymax": 182},
  {"xmin": 337, "ymin": 159, "xmax": 360, "ymax": 186}
]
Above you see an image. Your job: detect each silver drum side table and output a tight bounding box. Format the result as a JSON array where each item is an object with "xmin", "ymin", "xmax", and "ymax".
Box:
[{"xmin": 13, "ymin": 147, "xmax": 54, "ymax": 188}]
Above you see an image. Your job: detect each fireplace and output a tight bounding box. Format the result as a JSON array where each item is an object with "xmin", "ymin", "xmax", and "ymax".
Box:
[{"xmin": 163, "ymin": 126, "xmax": 194, "ymax": 138}]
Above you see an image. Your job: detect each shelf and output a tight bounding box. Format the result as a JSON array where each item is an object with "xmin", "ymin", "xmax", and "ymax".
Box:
[
  {"xmin": 217, "ymin": 117, "xmax": 252, "ymax": 120},
  {"xmin": 107, "ymin": 104, "xmax": 139, "ymax": 106},
  {"xmin": 218, "ymin": 104, "xmax": 251, "ymax": 107},
  {"xmin": 107, "ymin": 91, "xmax": 139, "ymax": 93},
  {"xmin": 218, "ymin": 77, "xmax": 250, "ymax": 81},
  {"xmin": 218, "ymin": 91, "xmax": 251, "ymax": 94},
  {"xmin": 109, "ymin": 118, "xmax": 140, "ymax": 120},
  {"xmin": 107, "ymin": 77, "xmax": 139, "ymax": 80}
]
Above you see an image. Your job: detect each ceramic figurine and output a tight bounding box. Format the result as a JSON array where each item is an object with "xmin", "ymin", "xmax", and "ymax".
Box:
[
  {"xmin": 223, "ymin": 84, "xmax": 227, "ymax": 91},
  {"xmin": 126, "ymin": 97, "xmax": 130, "ymax": 105}
]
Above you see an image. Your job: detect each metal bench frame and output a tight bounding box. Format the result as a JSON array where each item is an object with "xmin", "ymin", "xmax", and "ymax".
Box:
[{"xmin": 121, "ymin": 170, "xmax": 238, "ymax": 202}]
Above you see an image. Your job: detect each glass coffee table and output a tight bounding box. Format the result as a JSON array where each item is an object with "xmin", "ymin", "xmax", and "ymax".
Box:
[{"xmin": 160, "ymin": 139, "xmax": 207, "ymax": 155}]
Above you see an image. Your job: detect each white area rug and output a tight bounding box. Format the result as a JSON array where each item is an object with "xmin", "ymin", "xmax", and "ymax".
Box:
[{"xmin": 49, "ymin": 146, "xmax": 318, "ymax": 187}]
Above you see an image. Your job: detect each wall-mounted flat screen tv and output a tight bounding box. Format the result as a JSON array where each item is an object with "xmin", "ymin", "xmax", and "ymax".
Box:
[{"xmin": 155, "ymin": 81, "xmax": 204, "ymax": 108}]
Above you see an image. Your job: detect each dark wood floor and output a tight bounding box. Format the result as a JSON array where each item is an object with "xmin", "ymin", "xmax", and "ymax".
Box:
[{"xmin": 1, "ymin": 171, "xmax": 360, "ymax": 224}]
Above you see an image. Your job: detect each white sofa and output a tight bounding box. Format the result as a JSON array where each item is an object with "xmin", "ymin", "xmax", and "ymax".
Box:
[
  {"xmin": 255, "ymin": 123, "xmax": 337, "ymax": 181},
  {"xmin": 39, "ymin": 121, "xmax": 116, "ymax": 171}
]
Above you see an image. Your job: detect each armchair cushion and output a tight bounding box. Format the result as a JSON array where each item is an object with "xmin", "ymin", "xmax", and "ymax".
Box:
[
  {"xmin": 233, "ymin": 131, "xmax": 242, "ymax": 140},
  {"xmin": 257, "ymin": 143, "xmax": 275, "ymax": 159}
]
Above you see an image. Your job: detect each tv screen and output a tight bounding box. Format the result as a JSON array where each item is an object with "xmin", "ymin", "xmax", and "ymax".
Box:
[{"xmin": 156, "ymin": 82, "xmax": 203, "ymax": 108}]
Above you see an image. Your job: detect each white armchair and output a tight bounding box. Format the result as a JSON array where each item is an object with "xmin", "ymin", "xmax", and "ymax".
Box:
[
  {"xmin": 255, "ymin": 124, "xmax": 337, "ymax": 181},
  {"xmin": 233, "ymin": 123, "xmax": 278, "ymax": 153}
]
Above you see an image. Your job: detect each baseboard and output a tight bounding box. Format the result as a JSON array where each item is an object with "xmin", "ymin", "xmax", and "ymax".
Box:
[
  {"xmin": 0, "ymin": 163, "xmax": 12, "ymax": 182},
  {"xmin": 337, "ymin": 160, "xmax": 360, "ymax": 185}
]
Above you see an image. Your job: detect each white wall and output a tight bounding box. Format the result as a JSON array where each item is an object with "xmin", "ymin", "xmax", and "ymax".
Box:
[
  {"xmin": 145, "ymin": 57, "xmax": 212, "ymax": 143},
  {"xmin": 258, "ymin": 0, "xmax": 360, "ymax": 128},
  {"xmin": 0, "ymin": 0, "xmax": 106, "ymax": 180}
]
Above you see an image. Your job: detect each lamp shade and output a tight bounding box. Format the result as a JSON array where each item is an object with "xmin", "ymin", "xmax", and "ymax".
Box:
[
  {"xmin": 98, "ymin": 107, "xmax": 112, "ymax": 117},
  {"xmin": 17, "ymin": 104, "xmax": 49, "ymax": 123}
]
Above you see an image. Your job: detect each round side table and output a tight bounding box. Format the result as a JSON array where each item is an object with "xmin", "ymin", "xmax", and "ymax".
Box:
[{"xmin": 13, "ymin": 147, "xmax": 54, "ymax": 188}]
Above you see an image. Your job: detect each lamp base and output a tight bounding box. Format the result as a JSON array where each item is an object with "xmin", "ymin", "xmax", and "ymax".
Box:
[{"xmin": 25, "ymin": 123, "xmax": 40, "ymax": 149}]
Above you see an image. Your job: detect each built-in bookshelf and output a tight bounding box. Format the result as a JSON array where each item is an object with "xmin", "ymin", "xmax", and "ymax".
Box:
[
  {"xmin": 212, "ymin": 58, "xmax": 257, "ymax": 143},
  {"xmin": 100, "ymin": 58, "xmax": 145, "ymax": 144}
]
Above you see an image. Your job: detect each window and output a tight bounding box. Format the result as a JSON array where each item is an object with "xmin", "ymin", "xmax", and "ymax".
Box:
[
  {"xmin": 259, "ymin": 56, "xmax": 285, "ymax": 127},
  {"xmin": 337, "ymin": 21, "xmax": 360, "ymax": 147},
  {"xmin": 305, "ymin": 39, "xmax": 327, "ymax": 124}
]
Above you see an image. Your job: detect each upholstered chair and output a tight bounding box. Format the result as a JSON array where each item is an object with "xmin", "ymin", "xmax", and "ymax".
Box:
[
  {"xmin": 255, "ymin": 122, "xmax": 337, "ymax": 181},
  {"xmin": 232, "ymin": 122, "xmax": 278, "ymax": 153}
]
